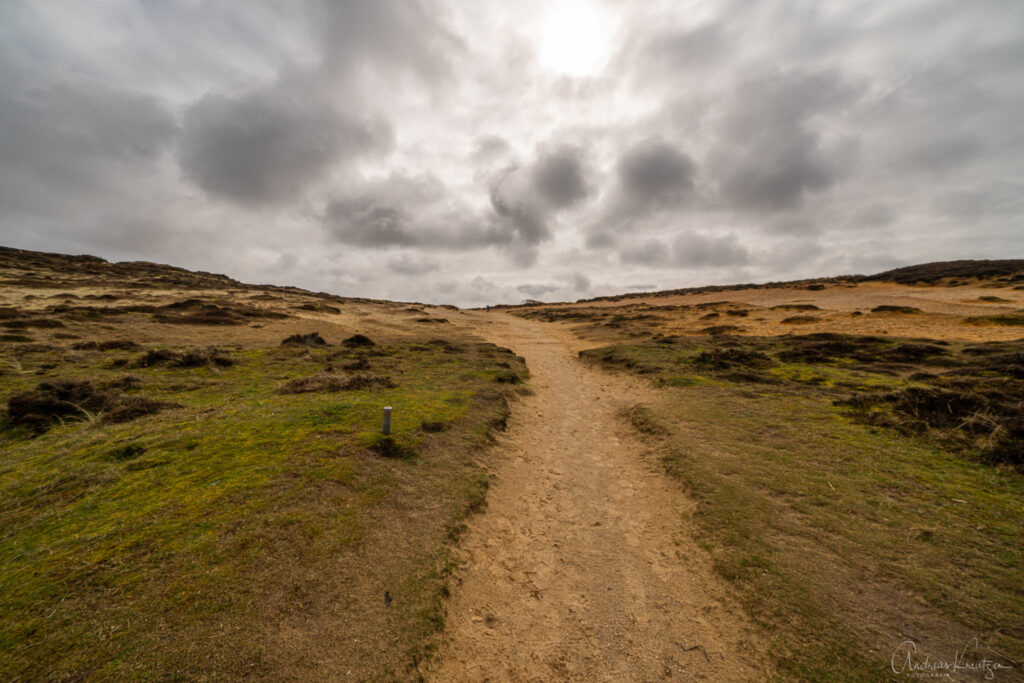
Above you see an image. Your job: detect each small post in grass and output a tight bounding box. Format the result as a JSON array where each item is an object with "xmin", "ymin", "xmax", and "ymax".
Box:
[{"xmin": 382, "ymin": 406, "xmax": 392, "ymax": 435}]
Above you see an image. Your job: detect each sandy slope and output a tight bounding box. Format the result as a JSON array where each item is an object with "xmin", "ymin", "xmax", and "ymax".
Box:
[{"xmin": 426, "ymin": 313, "xmax": 771, "ymax": 681}]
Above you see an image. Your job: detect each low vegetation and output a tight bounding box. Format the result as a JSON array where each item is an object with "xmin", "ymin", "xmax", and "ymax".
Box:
[
  {"xmin": 579, "ymin": 332, "xmax": 1023, "ymax": 678},
  {"xmin": 1, "ymin": 311, "xmax": 528, "ymax": 678}
]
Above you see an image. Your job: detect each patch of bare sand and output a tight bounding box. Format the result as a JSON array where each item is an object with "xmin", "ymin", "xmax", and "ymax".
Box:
[
  {"xmin": 522, "ymin": 281, "xmax": 1024, "ymax": 343},
  {"xmin": 427, "ymin": 313, "xmax": 771, "ymax": 681}
]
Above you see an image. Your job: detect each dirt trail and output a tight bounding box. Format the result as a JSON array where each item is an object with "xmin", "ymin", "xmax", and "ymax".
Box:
[{"xmin": 427, "ymin": 313, "xmax": 771, "ymax": 681}]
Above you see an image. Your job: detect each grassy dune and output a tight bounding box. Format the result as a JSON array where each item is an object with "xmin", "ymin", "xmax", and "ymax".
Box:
[
  {"xmin": 575, "ymin": 332, "xmax": 1023, "ymax": 679},
  {"xmin": 0, "ymin": 337, "xmax": 528, "ymax": 679},
  {"xmin": 0, "ymin": 248, "xmax": 530, "ymax": 679}
]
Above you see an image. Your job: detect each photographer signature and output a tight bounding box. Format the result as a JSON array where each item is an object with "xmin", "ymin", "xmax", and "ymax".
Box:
[{"xmin": 891, "ymin": 638, "xmax": 1014, "ymax": 680}]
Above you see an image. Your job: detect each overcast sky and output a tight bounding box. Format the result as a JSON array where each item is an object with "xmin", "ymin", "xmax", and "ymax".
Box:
[{"xmin": 1, "ymin": 1, "xmax": 1022, "ymax": 305}]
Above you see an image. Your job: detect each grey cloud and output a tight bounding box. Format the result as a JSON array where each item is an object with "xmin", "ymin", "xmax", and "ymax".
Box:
[
  {"xmin": 853, "ymin": 203, "xmax": 895, "ymax": 228},
  {"xmin": 175, "ymin": 0, "xmax": 461, "ymax": 208},
  {"xmin": 897, "ymin": 134, "xmax": 984, "ymax": 171},
  {"xmin": 644, "ymin": 24, "xmax": 725, "ymax": 71},
  {"xmin": 179, "ymin": 85, "xmax": 392, "ymax": 205},
  {"xmin": 0, "ymin": 69, "xmax": 177, "ymax": 198},
  {"xmin": 531, "ymin": 145, "xmax": 590, "ymax": 208},
  {"xmin": 505, "ymin": 243, "xmax": 541, "ymax": 268},
  {"xmin": 569, "ymin": 272, "xmax": 590, "ymax": 292},
  {"xmin": 471, "ymin": 275, "xmax": 497, "ymax": 293},
  {"xmin": 763, "ymin": 215, "xmax": 820, "ymax": 235},
  {"xmin": 620, "ymin": 232, "xmax": 750, "ymax": 268},
  {"xmin": 620, "ymin": 239, "xmax": 670, "ymax": 266},
  {"xmin": 472, "ymin": 135, "xmax": 511, "ymax": 161},
  {"xmin": 434, "ymin": 280, "xmax": 459, "ymax": 295},
  {"xmin": 2, "ymin": 0, "xmax": 1023, "ymax": 308},
  {"xmin": 482, "ymin": 143, "xmax": 595, "ymax": 255},
  {"xmin": 488, "ymin": 168, "xmax": 550, "ymax": 245},
  {"xmin": 673, "ymin": 232, "xmax": 750, "ymax": 268},
  {"xmin": 712, "ymin": 70, "xmax": 860, "ymax": 212},
  {"xmin": 932, "ymin": 184, "xmax": 1024, "ymax": 221},
  {"xmin": 618, "ymin": 138, "xmax": 696, "ymax": 206},
  {"xmin": 585, "ymin": 231, "xmax": 619, "ymax": 249},
  {"xmin": 325, "ymin": 172, "xmax": 509, "ymax": 248},
  {"xmin": 388, "ymin": 254, "xmax": 440, "ymax": 275},
  {"xmin": 589, "ymin": 138, "xmax": 698, "ymax": 242},
  {"xmin": 516, "ymin": 283, "xmax": 558, "ymax": 298},
  {"xmin": 317, "ymin": 0, "xmax": 462, "ymax": 85}
]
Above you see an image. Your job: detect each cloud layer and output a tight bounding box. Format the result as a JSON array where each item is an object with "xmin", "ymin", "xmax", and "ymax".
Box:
[{"xmin": 1, "ymin": 0, "xmax": 1022, "ymax": 305}]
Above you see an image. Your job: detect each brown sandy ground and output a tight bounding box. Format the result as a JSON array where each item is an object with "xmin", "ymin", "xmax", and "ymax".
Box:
[
  {"xmin": 426, "ymin": 312, "xmax": 772, "ymax": 681},
  {"xmin": 512, "ymin": 280, "xmax": 1024, "ymax": 344}
]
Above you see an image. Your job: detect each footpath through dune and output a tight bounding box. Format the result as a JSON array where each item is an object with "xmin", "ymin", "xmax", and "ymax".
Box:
[{"xmin": 426, "ymin": 312, "xmax": 771, "ymax": 681}]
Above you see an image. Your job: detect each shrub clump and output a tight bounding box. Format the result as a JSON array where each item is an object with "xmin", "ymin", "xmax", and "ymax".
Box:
[
  {"xmin": 772, "ymin": 304, "xmax": 820, "ymax": 311},
  {"xmin": 281, "ymin": 332, "xmax": 327, "ymax": 347},
  {"xmin": 871, "ymin": 305, "xmax": 922, "ymax": 314},
  {"xmin": 838, "ymin": 384, "xmax": 1024, "ymax": 468},
  {"xmin": 279, "ymin": 372, "xmax": 395, "ymax": 394},
  {"xmin": 369, "ymin": 435, "xmax": 414, "ymax": 458},
  {"xmin": 341, "ymin": 334, "xmax": 376, "ymax": 348},
  {"xmin": 698, "ymin": 325, "xmax": 742, "ymax": 335},
  {"xmin": 72, "ymin": 340, "xmax": 140, "ymax": 351},
  {"xmin": 693, "ymin": 348, "xmax": 773, "ymax": 369},
  {"xmin": 965, "ymin": 315, "xmax": 1024, "ymax": 327},
  {"xmin": 152, "ymin": 299, "xmax": 290, "ymax": 325},
  {"xmin": 7, "ymin": 380, "xmax": 172, "ymax": 433},
  {"xmin": 137, "ymin": 348, "xmax": 233, "ymax": 368},
  {"xmin": 2, "ymin": 317, "xmax": 65, "ymax": 329}
]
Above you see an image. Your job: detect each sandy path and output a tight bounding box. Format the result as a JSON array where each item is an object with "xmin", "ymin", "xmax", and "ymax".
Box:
[{"xmin": 427, "ymin": 313, "xmax": 770, "ymax": 681}]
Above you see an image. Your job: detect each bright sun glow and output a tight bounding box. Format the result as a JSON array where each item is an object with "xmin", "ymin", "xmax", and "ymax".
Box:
[{"xmin": 538, "ymin": 2, "xmax": 612, "ymax": 77}]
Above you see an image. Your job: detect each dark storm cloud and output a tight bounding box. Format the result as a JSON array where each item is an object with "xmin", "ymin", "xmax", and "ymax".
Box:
[{"xmin": 179, "ymin": 85, "xmax": 392, "ymax": 206}]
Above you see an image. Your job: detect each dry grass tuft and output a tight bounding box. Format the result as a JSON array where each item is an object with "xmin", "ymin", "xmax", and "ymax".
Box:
[{"xmin": 279, "ymin": 371, "xmax": 395, "ymax": 394}]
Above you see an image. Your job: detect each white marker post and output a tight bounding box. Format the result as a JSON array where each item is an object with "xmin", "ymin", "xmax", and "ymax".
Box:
[{"xmin": 382, "ymin": 406, "xmax": 392, "ymax": 435}]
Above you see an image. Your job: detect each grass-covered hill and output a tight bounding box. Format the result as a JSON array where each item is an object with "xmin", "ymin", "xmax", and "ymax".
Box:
[{"xmin": 0, "ymin": 247, "xmax": 528, "ymax": 679}]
